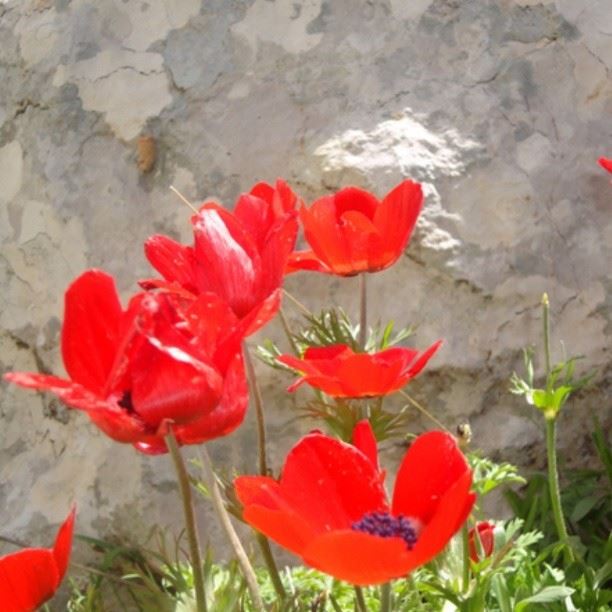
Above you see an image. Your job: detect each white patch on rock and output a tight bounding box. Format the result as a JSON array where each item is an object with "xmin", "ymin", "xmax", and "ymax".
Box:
[
  {"xmin": 516, "ymin": 133, "xmax": 553, "ymax": 174},
  {"xmin": 53, "ymin": 50, "xmax": 172, "ymax": 140},
  {"xmin": 15, "ymin": 6, "xmax": 61, "ymax": 67},
  {"xmin": 232, "ymin": 0, "xmax": 323, "ymax": 54},
  {"xmin": 118, "ymin": 0, "xmax": 200, "ymax": 52},
  {"xmin": 0, "ymin": 141, "xmax": 24, "ymax": 204},
  {"xmin": 389, "ymin": 0, "xmax": 434, "ymax": 21}
]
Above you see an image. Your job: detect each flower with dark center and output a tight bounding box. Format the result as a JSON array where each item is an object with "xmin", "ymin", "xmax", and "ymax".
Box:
[{"xmin": 235, "ymin": 420, "xmax": 475, "ymax": 585}]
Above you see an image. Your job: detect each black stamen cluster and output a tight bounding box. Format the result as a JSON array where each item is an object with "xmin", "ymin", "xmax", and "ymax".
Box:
[{"xmin": 351, "ymin": 511, "xmax": 417, "ymax": 549}]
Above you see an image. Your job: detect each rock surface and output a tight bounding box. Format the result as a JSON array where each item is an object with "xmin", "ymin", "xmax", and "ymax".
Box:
[{"xmin": 0, "ymin": 0, "xmax": 610, "ymax": 580}]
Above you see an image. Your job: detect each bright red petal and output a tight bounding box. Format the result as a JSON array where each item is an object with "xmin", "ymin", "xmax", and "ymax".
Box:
[
  {"xmin": 371, "ymin": 180, "xmax": 423, "ymax": 270},
  {"xmin": 599, "ymin": 157, "xmax": 612, "ymax": 173},
  {"xmin": 303, "ymin": 530, "xmax": 413, "ymax": 585},
  {"xmin": 258, "ymin": 214, "xmax": 298, "ymax": 298},
  {"xmin": 174, "ymin": 352, "xmax": 248, "ymax": 445},
  {"xmin": 409, "ymin": 471, "xmax": 475, "ymax": 564},
  {"xmin": 144, "ymin": 235, "xmax": 197, "ymax": 292},
  {"xmin": 279, "ymin": 432, "xmax": 388, "ymax": 531},
  {"xmin": 61, "ymin": 270, "xmax": 123, "ymax": 394},
  {"xmin": 352, "ymin": 420, "xmax": 379, "ymax": 470},
  {"xmin": 235, "ymin": 476, "xmax": 318, "ymax": 555},
  {"xmin": 4, "ymin": 372, "xmax": 149, "ymax": 444},
  {"xmin": 286, "ymin": 250, "xmax": 329, "ymax": 274},
  {"xmin": 192, "ymin": 208, "xmax": 259, "ymax": 317},
  {"xmin": 0, "ymin": 548, "xmax": 59, "ymax": 611},
  {"xmin": 333, "ymin": 187, "xmax": 379, "ymax": 221},
  {"xmin": 233, "ymin": 193, "xmax": 275, "ymax": 251},
  {"xmin": 392, "ymin": 431, "xmax": 470, "ymax": 523},
  {"xmin": 52, "ymin": 507, "xmax": 75, "ymax": 583},
  {"xmin": 0, "ymin": 507, "xmax": 75, "ymax": 612}
]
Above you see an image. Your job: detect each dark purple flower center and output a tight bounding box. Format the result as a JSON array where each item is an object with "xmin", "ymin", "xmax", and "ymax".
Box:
[
  {"xmin": 351, "ymin": 512, "xmax": 417, "ymax": 549},
  {"xmin": 118, "ymin": 391, "xmax": 135, "ymax": 413}
]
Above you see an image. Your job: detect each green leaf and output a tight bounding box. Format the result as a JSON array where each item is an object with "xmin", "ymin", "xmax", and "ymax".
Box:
[{"xmin": 515, "ymin": 586, "xmax": 575, "ymax": 611}]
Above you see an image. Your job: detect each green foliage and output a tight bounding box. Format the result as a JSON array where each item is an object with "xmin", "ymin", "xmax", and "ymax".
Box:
[
  {"xmin": 469, "ymin": 454, "xmax": 526, "ymax": 498},
  {"xmin": 256, "ymin": 308, "xmax": 414, "ymax": 372},
  {"xmin": 510, "ymin": 348, "xmax": 594, "ymax": 420}
]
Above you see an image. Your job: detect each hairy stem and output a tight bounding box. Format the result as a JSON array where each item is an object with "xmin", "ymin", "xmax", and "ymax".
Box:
[
  {"xmin": 398, "ymin": 390, "xmax": 451, "ymax": 432},
  {"xmin": 165, "ymin": 430, "xmax": 207, "ymax": 612},
  {"xmin": 462, "ymin": 524, "xmax": 470, "ymax": 593},
  {"xmin": 380, "ymin": 582, "xmax": 391, "ymax": 612},
  {"xmin": 359, "ymin": 273, "xmax": 367, "ymax": 349},
  {"xmin": 354, "ymin": 586, "xmax": 367, "ymax": 612},
  {"xmin": 244, "ymin": 344, "xmax": 268, "ymax": 477},
  {"xmin": 199, "ymin": 445, "xmax": 265, "ymax": 611}
]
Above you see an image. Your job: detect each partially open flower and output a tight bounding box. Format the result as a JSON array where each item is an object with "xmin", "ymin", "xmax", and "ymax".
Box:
[
  {"xmin": 235, "ymin": 421, "xmax": 474, "ymax": 585},
  {"xmin": 277, "ymin": 341, "xmax": 441, "ymax": 398},
  {"xmin": 287, "ymin": 180, "xmax": 423, "ymax": 276},
  {"xmin": 468, "ymin": 521, "xmax": 495, "ymax": 562},
  {"xmin": 142, "ymin": 179, "xmax": 299, "ymax": 333},
  {"xmin": 0, "ymin": 507, "xmax": 75, "ymax": 612},
  {"xmin": 5, "ymin": 270, "xmax": 249, "ymax": 454}
]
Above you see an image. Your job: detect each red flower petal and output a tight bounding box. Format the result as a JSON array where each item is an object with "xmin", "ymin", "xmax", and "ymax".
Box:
[
  {"xmin": 352, "ymin": 420, "xmax": 379, "ymax": 470},
  {"xmin": 3, "ymin": 372, "xmax": 149, "ymax": 444},
  {"xmin": 144, "ymin": 235, "xmax": 197, "ymax": 292},
  {"xmin": 286, "ymin": 249, "xmax": 329, "ymax": 274},
  {"xmin": 392, "ymin": 431, "xmax": 470, "ymax": 524},
  {"xmin": 333, "ymin": 187, "xmax": 379, "ymax": 221},
  {"xmin": 192, "ymin": 207, "xmax": 260, "ymax": 317},
  {"xmin": 469, "ymin": 521, "xmax": 495, "ymax": 562},
  {"xmin": 303, "ymin": 529, "xmax": 413, "ymax": 586},
  {"xmin": 276, "ymin": 433, "xmax": 388, "ymax": 530},
  {"xmin": 0, "ymin": 507, "xmax": 75, "ymax": 612},
  {"xmin": 174, "ymin": 352, "xmax": 248, "ymax": 445},
  {"xmin": 235, "ymin": 476, "xmax": 318, "ymax": 554},
  {"xmin": 405, "ymin": 340, "xmax": 442, "ymax": 377},
  {"xmin": 599, "ymin": 157, "xmax": 612, "ymax": 173},
  {"xmin": 372, "ymin": 180, "xmax": 423, "ymax": 269},
  {"xmin": 258, "ymin": 215, "xmax": 298, "ymax": 299},
  {"xmin": 61, "ymin": 270, "xmax": 123, "ymax": 395}
]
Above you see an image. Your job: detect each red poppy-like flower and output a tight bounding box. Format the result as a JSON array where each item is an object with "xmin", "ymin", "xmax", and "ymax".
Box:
[
  {"xmin": 141, "ymin": 179, "xmax": 299, "ymax": 332},
  {"xmin": 277, "ymin": 341, "xmax": 441, "ymax": 398},
  {"xmin": 4, "ymin": 270, "xmax": 249, "ymax": 455},
  {"xmin": 599, "ymin": 157, "xmax": 612, "ymax": 174},
  {"xmin": 468, "ymin": 521, "xmax": 495, "ymax": 562},
  {"xmin": 0, "ymin": 506, "xmax": 75, "ymax": 612},
  {"xmin": 287, "ymin": 179, "xmax": 423, "ymax": 276},
  {"xmin": 235, "ymin": 421, "xmax": 475, "ymax": 585}
]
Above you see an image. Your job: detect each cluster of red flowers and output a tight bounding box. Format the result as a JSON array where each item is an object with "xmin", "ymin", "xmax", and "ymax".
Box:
[{"xmin": 4, "ymin": 176, "xmax": 478, "ymax": 605}]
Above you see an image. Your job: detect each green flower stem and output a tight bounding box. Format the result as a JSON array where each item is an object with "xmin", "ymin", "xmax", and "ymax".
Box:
[
  {"xmin": 359, "ymin": 273, "xmax": 367, "ymax": 349},
  {"xmin": 164, "ymin": 429, "xmax": 207, "ymax": 612},
  {"xmin": 279, "ymin": 308, "xmax": 300, "ymax": 355},
  {"xmin": 541, "ymin": 294, "xmax": 573, "ymax": 563},
  {"xmin": 461, "ymin": 524, "xmax": 470, "ymax": 593},
  {"xmin": 244, "ymin": 345, "xmax": 268, "ymax": 477},
  {"xmin": 199, "ymin": 445, "xmax": 265, "ymax": 611},
  {"xmin": 380, "ymin": 582, "xmax": 391, "ymax": 612},
  {"xmin": 546, "ymin": 417, "xmax": 573, "ymax": 562},
  {"xmin": 244, "ymin": 344, "xmax": 286, "ymax": 599},
  {"xmin": 354, "ymin": 585, "xmax": 368, "ymax": 612}
]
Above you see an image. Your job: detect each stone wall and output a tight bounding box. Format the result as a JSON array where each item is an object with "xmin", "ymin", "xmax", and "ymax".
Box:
[{"xmin": 1, "ymin": 0, "xmax": 610, "ymax": 561}]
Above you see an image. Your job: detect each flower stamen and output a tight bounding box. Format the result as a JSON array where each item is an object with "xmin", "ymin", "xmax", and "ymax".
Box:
[{"xmin": 351, "ymin": 511, "xmax": 417, "ymax": 549}]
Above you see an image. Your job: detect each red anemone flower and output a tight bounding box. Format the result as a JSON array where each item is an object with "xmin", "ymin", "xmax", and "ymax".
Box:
[
  {"xmin": 599, "ymin": 157, "xmax": 612, "ymax": 174},
  {"xmin": 277, "ymin": 341, "xmax": 442, "ymax": 398},
  {"xmin": 4, "ymin": 270, "xmax": 248, "ymax": 455},
  {"xmin": 0, "ymin": 506, "xmax": 75, "ymax": 612},
  {"xmin": 468, "ymin": 521, "xmax": 495, "ymax": 562},
  {"xmin": 235, "ymin": 421, "xmax": 475, "ymax": 585},
  {"xmin": 287, "ymin": 179, "xmax": 423, "ymax": 276},
  {"xmin": 141, "ymin": 179, "xmax": 299, "ymax": 332}
]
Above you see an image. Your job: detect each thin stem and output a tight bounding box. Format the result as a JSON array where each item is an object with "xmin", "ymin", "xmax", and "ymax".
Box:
[
  {"xmin": 354, "ymin": 585, "xmax": 367, "ymax": 612},
  {"xmin": 541, "ymin": 294, "xmax": 573, "ymax": 564},
  {"xmin": 243, "ymin": 343, "xmax": 286, "ymax": 598},
  {"xmin": 198, "ymin": 445, "xmax": 265, "ymax": 611},
  {"xmin": 546, "ymin": 418, "xmax": 573, "ymax": 562},
  {"xmin": 283, "ymin": 289, "xmax": 313, "ymax": 316},
  {"xmin": 256, "ymin": 532, "xmax": 287, "ymax": 600},
  {"xmin": 379, "ymin": 582, "xmax": 391, "ymax": 612},
  {"xmin": 542, "ymin": 293, "xmax": 551, "ymax": 387},
  {"xmin": 169, "ymin": 185, "xmax": 199, "ymax": 214},
  {"xmin": 243, "ymin": 344, "xmax": 268, "ymax": 477},
  {"xmin": 164, "ymin": 430, "xmax": 207, "ymax": 612},
  {"xmin": 462, "ymin": 524, "xmax": 470, "ymax": 593},
  {"xmin": 359, "ymin": 273, "xmax": 367, "ymax": 349},
  {"xmin": 279, "ymin": 308, "xmax": 300, "ymax": 355},
  {"xmin": 398, "ymin": 390, "xmax": 451, "ymax": 433}
]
